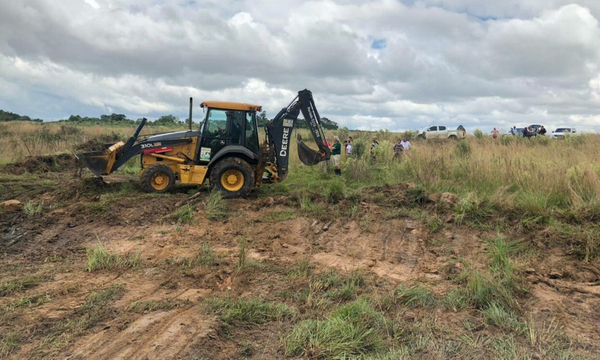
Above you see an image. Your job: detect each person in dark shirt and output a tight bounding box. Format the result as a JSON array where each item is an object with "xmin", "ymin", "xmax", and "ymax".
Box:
[
  {"xmin": 539, "ymin": 126, "xmax": 547, "ymax": 136},
  {"xmin": 393, "ymin": 139, "xmax": 403, "ymax": 158},
  {"xmin": 331, "ymin": 136, "xmax": 342, "ymax": 175}
]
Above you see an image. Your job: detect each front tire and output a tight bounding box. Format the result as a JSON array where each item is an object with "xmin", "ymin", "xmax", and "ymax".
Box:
[
  {"xmin": 141, "ymin": 164, "xmax": 175, "ymax": 193},
  {"xmin": 209, "ymin": 158, "xmax": 255, "ymax": 198}
]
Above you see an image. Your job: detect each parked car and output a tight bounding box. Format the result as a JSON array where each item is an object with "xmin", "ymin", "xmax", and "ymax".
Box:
[
  {"xmin": 551, "ymin": 128, "xmax": 577, "ymax": 139},
  {"xmin": 524, "ymin": 124, "xmax": 547, "ymax": 137},
  {"xmin": 416, "ymin": 125, "xmax": 466, "ymax": 140},
  {"xmin": 528, "ymin": 124, "xmax": 543, "ymax": 133}
]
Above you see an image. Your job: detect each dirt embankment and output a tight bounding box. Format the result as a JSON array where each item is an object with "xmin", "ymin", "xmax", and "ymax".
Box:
[{"xmin": 1, "ymin": 159, "xmax": 600, "ymax": 359}]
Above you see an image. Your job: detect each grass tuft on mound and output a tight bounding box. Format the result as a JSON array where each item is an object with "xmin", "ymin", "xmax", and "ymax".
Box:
[
  {"xmin": 285, "ymin": 298, "xmax": 385, "ymax": 358},
  {"xmin": 205, "ymin": 296, "xmax": 294, "ymax": 327},
  {"xmin": 85, "ymin": 242, "xmax": 141, "ymax": 272}
]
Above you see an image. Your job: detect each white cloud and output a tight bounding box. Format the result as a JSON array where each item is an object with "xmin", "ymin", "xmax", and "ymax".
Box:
[{"xmin": 1, "ymin": 0, "xmax": 600, "ymax": 132}]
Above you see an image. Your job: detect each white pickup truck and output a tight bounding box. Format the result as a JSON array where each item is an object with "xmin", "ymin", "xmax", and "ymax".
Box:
[
  {"xmin": 417, "ymin": 125, "xmax": 466, "ymax": 140},
  {"xmin": 551, "ymin": 127, "xmax": 577, "ymax": 139}
]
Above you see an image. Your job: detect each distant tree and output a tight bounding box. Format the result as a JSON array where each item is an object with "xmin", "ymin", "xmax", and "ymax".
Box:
[
  {"xmin": 0, "ymin": 109, "xmax": 42, "ymax": 122},
  {"xmin": 257, "ymin": 111, "xmax": 269, "ymax": 127},
  {"xmin": 295, "ymin": 116, "xmax": 339, "ymax": 130},
  {"xmin": 320, "ymin": 117, "xmax": 339, "ymax": 130},
  {"xmin": 100, "ymin": 113, "xmax": 130, "ymax": 123},
  {"xmin": 153, "ymin": 114, "xmax": 181, "ymax": 126}
]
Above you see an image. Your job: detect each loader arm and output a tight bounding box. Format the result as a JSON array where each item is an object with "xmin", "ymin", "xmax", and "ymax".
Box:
[
  {"xmin": 264, "ymin": 89, "xmax": 331, "ymax": 181},
  {"xmin": 76, "ymin": 118, "xmax": 192, "ymax": 176}
]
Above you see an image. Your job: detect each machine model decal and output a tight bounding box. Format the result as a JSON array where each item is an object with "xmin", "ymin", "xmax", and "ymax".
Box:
[
  {"xmin": 200, "ymin": 147, "xmax": 212, "ymax": 161},
  {"xmin": 141, "ymin": 142, "xmax": 162, "ymax": 149}
]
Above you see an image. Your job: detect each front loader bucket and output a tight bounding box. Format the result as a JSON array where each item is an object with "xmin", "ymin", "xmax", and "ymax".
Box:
[{"xmin": 75, "ymin": 141, "xmax": 125, "ymax": 176}]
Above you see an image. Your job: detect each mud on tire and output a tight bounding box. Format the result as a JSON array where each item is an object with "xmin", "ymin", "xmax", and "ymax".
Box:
[
  {"xmin": 209, "ymin": 157, "xmax": 255, "ymax": 199},
  {"xmin": 141, "ymin": 164, "xmax": 175, "ymax": 193}
]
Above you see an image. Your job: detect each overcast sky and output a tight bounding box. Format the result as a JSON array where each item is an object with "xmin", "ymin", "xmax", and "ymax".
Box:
[{"xmin": 2, "ymin": 0, "xmax": 600, "ymax": 132}]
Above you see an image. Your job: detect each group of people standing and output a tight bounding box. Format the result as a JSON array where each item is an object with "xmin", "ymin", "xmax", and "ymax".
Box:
[
  {"xmin": 326, "ymin": 135, "xmax": 413, "ymax": 176},
  {"xmin": 393, "ymin": 137, "xmax": 411, "ymax": 158},
  {"xmin": 521, "ymin": 126, "xmax": 546, "ymax": 138},
  {"xmin": 491, "ymin": 126, "xmax": 548, "ymax": 139}
]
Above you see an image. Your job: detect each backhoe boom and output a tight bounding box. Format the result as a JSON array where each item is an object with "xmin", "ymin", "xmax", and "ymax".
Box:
[{"xmin": 265, "ymin": 89, "xmax": 331, "ymax": 181}]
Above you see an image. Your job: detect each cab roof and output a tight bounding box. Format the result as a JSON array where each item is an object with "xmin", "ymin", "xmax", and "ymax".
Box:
[{"xmin": 200, "ymin": 101, "xmax": 262, "ymax": 112}]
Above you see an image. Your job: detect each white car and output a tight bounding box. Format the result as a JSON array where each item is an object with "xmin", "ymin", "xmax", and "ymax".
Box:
[
  {"xmin": 551, "ymin": 128, "xmax": 577, "ymax": 139},
  {"xmin": 417, "ymin": 125, "xmax": 466, "ymax": 140}
]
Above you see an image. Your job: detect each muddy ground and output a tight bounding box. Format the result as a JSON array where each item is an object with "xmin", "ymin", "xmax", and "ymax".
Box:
[{"xmin": 1, "ymin": 157, "xmax": 600, "ymax": 359}]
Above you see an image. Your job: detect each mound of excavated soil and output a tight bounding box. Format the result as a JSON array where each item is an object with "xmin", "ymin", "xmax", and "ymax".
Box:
[
  {"xmin": 73, "ymin": 137, "xmax": 119, "ymax": 152},
  {"xmin": 1, "ymin": 153, "xmax": 79, "ymax": 175}
]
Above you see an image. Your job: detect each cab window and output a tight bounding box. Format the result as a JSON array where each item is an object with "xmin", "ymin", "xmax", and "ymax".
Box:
[
  {"xmin": 439, "ymin": 126, "xmax": 446, "ymax": 131},
  {"xmin": 427, "ymin": 126, "xmax": 437, "ymax": 132},
  {"xmin": 245, "ymin": 112, "xmax": 259, "ymax": 153},
  {"xmin": 230, "ymin": 111, "xmax": 244, "ymax": 145},
  {"xmin": 205, "ymin": 109, "xmax": 228, "ymax": 137}
]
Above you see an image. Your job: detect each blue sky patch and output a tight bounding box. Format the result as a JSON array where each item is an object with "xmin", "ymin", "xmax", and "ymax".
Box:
[{"xmin": 371, "ymin": 39, "xmax": 387, "ymax": 50}]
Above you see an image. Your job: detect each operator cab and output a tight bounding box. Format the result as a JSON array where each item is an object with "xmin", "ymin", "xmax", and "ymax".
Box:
[{"xmin": 198, "ymin": 101, "xmax": 261, "ymax": 163}]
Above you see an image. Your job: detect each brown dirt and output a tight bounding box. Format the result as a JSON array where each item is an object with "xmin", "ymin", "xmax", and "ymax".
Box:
[
  {"xmin": 1, "ymin": 154, "xmax": 79, "ymax": 175},
  {"xmin": 1, "ymin": 168, "xmax": 600, "ymax": 359}
]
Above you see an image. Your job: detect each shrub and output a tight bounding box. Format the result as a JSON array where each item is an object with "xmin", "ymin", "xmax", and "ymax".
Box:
[
  {"xmin": 454, "ymin": 140, "xmax": 471, "ymax": 157},
  {"xmin": 327, "ymin": 180, "xmax": 346, "ymax": 203},
  {"xmin": 351, "ymin": 139, "xmax": 367, "ymax": 159},
  {"xmin": 174, "ymin": 204, "xmax": 195, "ymax": 224},
  {"xmin": 203, "ymin": 191, "xmax": 228, "ymax": 221}
]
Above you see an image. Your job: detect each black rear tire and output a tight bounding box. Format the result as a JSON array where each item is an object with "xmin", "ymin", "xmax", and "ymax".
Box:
[
  {"xmin": 209, "ymin": 157, "xmax": 255, "ymax": 198},
  {"xmin": 141, "ymin": 164, "xmax": 175, "ymax": 193}
]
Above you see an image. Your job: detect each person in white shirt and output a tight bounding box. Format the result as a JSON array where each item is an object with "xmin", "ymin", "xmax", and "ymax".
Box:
[
  {"xmin": 400, "ymin": 138, "xmax": 411, "ymax": 150},
  {"xmin": 346, "ymin": 142, "xmax": 353, "ymax": 155}
]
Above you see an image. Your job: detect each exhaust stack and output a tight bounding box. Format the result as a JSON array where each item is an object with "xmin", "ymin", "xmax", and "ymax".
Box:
[{"xmin": 189, "ymin": 97, "xmax": 193, "ymax": 131}]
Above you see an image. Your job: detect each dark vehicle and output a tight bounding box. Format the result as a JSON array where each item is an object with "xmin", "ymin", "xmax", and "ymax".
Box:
[
  {"xmin": 529, "ymin": 124, "xmax": 543, "ymax": 132},
  {"xmin": 504, "ymin": 128, "xmax": 524, "ymax": 136},
  {"xmin": 523, "ymin": 124, "xmax": 546, "ymax": 137}
]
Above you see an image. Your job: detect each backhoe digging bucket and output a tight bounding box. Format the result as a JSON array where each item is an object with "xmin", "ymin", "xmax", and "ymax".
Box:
[
  {"xmin": 76, "ymin": 141, "xmax": 125, "ymax": 176},
  {"xmin": 297, "ymin": 139, "xmax": 326, "ymax": 166}
]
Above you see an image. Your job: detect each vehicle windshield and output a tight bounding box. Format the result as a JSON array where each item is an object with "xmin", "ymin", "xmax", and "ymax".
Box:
[{"xmin": 555, "ymin": 128, "xmax": 569, "ymax": 133}]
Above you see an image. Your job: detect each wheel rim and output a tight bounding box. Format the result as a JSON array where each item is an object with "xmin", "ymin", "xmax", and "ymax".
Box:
[
  {"xmin": 221, "ymin": 169, "xmax": 244, "ymax": 192},
  {"xmin": 151, "ymin": 172, "xmax": 169, "ymax": 191}
]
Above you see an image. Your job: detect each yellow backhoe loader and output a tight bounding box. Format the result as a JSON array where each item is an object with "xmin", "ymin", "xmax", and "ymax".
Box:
[{"xmin": 76, "ymin": 89, "xmax": 331, "ymax": 198}]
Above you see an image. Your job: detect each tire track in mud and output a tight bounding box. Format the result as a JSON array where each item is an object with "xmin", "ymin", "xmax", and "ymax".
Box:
[{"xmin": 68, "ymin": 306, "xmax": 215, "ymax": 360}]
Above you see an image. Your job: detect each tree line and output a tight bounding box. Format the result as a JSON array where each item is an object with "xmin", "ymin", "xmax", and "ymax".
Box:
[
  {"xmin": 257, "ymin": 111, "xmax": 339, "ymax": 130},
  {"xmin": 0, "ymin": 110, "xmax": 43, "ymax": 122},
  {"xmin": 0, "ymin": 110, "xmax": 340, "ymax": 130}
]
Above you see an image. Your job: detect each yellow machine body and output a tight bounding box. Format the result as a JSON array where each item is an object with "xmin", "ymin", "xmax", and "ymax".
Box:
[{"xmin": 140, "ymin": 137, "xmax": 210, "ymax": 185}]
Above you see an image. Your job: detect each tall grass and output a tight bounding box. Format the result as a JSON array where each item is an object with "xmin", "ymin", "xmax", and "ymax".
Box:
[
  {"xmin": 0, "ymin": 121, "xmax": 186, "ymax": 165},
  {"xmin": 4, "ymin": 121, "xmax": 600, "ymax": 221},
  {"xmin": 290, "ymin": 132, "xmax": 600, "ymax": 223}
]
